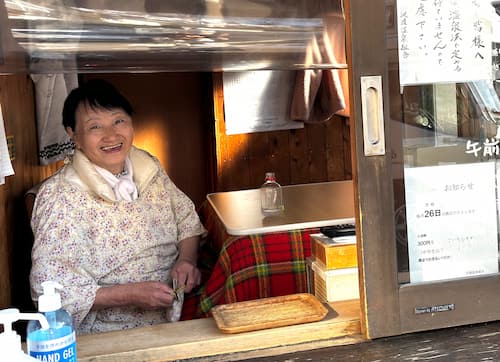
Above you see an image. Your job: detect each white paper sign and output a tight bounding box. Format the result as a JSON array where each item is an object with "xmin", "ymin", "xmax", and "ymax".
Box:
[
  {"xmin": 397, "ymin": 0, "xmax": 493, "ymax": 85},
  {"xmin": 405, "ymin": 162, "xmax": 498, "ymax": 283},
  {"xmin": 223, "ymin": 71, "xmax": 304, "ymax": 135},
  {"xmin": 0, "ymin": 104, "xmax": 14, "ymax": 185}
]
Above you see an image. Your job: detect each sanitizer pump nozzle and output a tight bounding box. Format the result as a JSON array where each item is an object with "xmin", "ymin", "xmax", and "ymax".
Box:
[
  {"xmin": 39, "ymin": 281, "xmax": 63, "ymax": 312},
  {"xmin": 0, "ymin": 308, "xmax": 49, "ymax": 362}
]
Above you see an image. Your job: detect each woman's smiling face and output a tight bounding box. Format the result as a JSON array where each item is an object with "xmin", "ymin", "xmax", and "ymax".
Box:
[{"xmin": 67, "ymin": 102, "xmax": 134, "ymax": 174}]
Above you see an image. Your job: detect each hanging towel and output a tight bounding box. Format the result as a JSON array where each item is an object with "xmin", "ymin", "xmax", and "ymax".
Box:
[
  {"xmin": 290, "ymin": 11, "xmax": 346, "ymax": 123},
  {"xmin": 0, "ymin": 104, "xmax": 14, "ymax": 185},
  {"xmin": 31, "ymin": 70, "xmax": 78, "ymax": 165}
]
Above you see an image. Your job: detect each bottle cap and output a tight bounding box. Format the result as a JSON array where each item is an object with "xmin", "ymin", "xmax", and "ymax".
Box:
[
  {"xmin": 0, "ymin": 308, "xmax": 49, "ymax": 360},
  {"xmin": 265, "ymin": 172, "xmax": 276, "ymax": 180},
  {"xmin": 38, "ymin": 281, "xmax": 63, "ymax": 312}
]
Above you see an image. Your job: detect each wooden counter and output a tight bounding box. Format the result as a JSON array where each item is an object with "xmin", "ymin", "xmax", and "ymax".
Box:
[
  {"xmin": 206, "ymin": 180, "xmax": 355, "ymax": 235},
  {"xmin": 76, "ymin": 299, "xmax": 361, "ymax": 361}
]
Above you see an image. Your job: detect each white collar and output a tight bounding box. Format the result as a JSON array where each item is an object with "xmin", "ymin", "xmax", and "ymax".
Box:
[{"xmin": 65, "ymin": 146, "xmax": 159, "ymax": 202}]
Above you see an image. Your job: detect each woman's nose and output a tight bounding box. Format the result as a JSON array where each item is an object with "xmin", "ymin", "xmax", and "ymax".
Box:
[{"xmin": 101, "ymin": 125, "xmax": 119, "ymax": 138}]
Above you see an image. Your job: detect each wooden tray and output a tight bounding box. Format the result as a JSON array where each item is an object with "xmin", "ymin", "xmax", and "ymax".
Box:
[{"xmin": 211, "ymin": 293, "xmax": 328, "ymax": 333}]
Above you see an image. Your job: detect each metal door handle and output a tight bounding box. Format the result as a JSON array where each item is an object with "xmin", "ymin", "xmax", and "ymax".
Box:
[{"xmin": 361, "ymin": 76, "xmax": 385, "ymax": 156}]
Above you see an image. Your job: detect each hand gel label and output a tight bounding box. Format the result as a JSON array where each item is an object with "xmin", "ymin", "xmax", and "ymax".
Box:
[{"xmin": 27, "ymin": 331, "xmax": 76, "ymax": 362}]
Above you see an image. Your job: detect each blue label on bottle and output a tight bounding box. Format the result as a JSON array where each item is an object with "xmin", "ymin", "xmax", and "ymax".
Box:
[{"xmin": 27, "ymin": 331, "xmax": 77, "ymax": 362}]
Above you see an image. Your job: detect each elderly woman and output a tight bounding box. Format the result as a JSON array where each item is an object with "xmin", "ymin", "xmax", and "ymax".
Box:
[{"xmin": 30, "ymin": 79, "xmax": 206, "ymax": 335}]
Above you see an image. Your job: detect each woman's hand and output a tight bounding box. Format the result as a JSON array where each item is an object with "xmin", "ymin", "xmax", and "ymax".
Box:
[
  {"xmin": 171, "ymin": 259, "xmax": 201, "ymax": 294},
  {"xmin": 93, "ymin": 281, "xmax": 176, "ymax": 310},
  {"xmin": 129, "ymin": 281, "xmax": 177, "ymax": 309},
  {"xmin": 171, "ymin": 236, "xmax": 201, "ymax": 293}
]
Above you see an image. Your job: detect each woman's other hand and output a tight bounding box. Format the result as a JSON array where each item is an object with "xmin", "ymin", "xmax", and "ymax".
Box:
[
  {"xmin": 171, "ymin": 259, "xmax": 201, "ymax": 294},
  {"xmin": 130, "ymin": 281, "xmax": 177, "ymax": 309},
  {"xmin": 93, "ymin": 281, "xmax": 176, "ymax": 310},
  {"xmin": 172, "ymin": 236, "xmax": 201, "ymax": 293}
]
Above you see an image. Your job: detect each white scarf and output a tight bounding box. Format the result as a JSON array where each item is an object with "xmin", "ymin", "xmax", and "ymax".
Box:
[{"xmin": 94, "ymin": 157, "xmax": 138, "ymax": 201}]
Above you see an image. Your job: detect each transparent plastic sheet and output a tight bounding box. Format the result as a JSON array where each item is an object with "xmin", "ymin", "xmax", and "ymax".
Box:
[{"xmin": 1, "ymin": 0, "xmax": 347, "ymax": 73}]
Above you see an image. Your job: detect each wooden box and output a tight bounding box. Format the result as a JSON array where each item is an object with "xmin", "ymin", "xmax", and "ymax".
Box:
[
  {"xmin": 311, "ymin": 260, "xmax": 359, "ymax": 303},
  {"xmin": 310, "ymin": 233, "xmax": 357, "ymax": 270}
]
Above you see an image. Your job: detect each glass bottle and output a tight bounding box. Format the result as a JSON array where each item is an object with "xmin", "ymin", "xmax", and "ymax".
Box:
[{"xmin": 260, "ymin": 172, "xmax": 284, "ymax": 215}]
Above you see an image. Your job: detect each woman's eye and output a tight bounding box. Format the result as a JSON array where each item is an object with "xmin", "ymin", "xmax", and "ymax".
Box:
[{"xmin": 89, "ymin": 124, "xmax": 100, "ymax": 130}]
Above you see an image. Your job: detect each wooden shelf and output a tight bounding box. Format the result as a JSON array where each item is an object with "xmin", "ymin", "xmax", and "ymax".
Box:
[{"xmin": 77, "ymin": 299, "xmax": 362, "ymax": 361}]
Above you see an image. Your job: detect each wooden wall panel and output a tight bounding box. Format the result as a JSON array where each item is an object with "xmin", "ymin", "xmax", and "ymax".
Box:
[
  {"xmin": 224, "ymin": 133, "xmax": 250, "ymax": 189},
  {"xmin": 327, "ymin": 116, "xmax": 353, "ymax": 180},
  {"xmin": 342, "ymin": 118, "xmax": 353, "ymax": 180},
  {"xmin": 247, "ymin": 132, "xmax": 292, "ymax": 189},
  {"xmin": 0, "ymin": 74, "xmax": 60, "ymax": 311},
  {"xmin": 307, "ymin": 123, "xmax": 329, "ymax": 183},
  {"xmin": 289, "ymin": 129, "xmax": 309, "ymax": 184},
  {"xmin": 213, "ymin": 73, "xmax": 352, "ymax": 192},
  {"xmin": 0, "ymin": 74, "xmax": 37, "ymax": 310}
]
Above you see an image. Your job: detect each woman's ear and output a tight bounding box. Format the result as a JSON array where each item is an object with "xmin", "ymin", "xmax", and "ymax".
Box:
[{"xmin": 66, "ymin": 127, "xmax": 77, "ymax": 148}]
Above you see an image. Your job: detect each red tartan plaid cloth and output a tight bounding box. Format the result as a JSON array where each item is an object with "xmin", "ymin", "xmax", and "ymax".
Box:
[{"xmin": 181, "ymin": 201, "xmax": 318, "ymax": 320}]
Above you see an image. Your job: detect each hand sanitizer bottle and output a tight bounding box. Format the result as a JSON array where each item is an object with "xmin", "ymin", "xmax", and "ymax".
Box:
[
  {"xmin": 27, "ymin": 281, "xmax": 77, "ymax": 362},
  {"xmin": 260, "ymin": 172, "xmax": 284, "ymax": 215},
  {"xmin": 0, "ymin": 308, "xmax": 49, "ymax": 362}
]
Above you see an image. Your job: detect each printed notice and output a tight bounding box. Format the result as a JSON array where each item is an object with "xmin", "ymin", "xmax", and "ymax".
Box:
[
  {"xmin": 397, "ymin": 0, "xmax": 493, "ymax": 85},
  {"xmin": 223, "ymin": 70, "xmax": 304, "ymax": 135},
  {"xmin": 404, "ymin": 162, "xmax": 498, "ymax": 283}
]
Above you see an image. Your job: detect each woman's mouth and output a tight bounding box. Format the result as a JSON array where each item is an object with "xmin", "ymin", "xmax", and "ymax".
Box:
[{"xmin": 101, "ymin": 143, "xmax": 123, "ymax": 153}]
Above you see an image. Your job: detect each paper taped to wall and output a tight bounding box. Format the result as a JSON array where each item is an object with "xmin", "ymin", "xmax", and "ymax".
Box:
[{"xmin": 0, "ymin": 104, "xmax": 14, "ymax": 185}]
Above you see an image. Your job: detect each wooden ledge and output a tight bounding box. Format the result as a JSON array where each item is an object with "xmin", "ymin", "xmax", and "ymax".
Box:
[{"xmin": 77, "ymin": 300, "xmax": 363, "ymax": 361}]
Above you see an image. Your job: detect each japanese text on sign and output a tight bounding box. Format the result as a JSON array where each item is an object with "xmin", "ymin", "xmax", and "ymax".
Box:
[
  {"xmin": 404, "ymin": 162, "xmax": 498, "ymax": 283},
  {"xmin": 397, "ymin": 0, "xmax": 493, "ymax": 85}
]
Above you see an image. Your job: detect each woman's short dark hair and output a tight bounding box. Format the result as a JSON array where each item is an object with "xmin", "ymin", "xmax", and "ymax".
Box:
[{"xmin": 62, "ymin": 79, "xmax": 134, "ymax": 131}]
